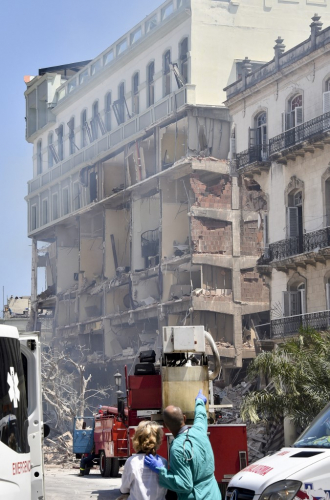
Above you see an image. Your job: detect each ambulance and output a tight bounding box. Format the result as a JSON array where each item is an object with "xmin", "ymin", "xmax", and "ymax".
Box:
[
  {"xmin": 0, "ymin": 325, "xmax": 45, "ymax": 500},
  {"xmin": 227, "ymin": 404, "xmax": 330, "ymax": 500}
]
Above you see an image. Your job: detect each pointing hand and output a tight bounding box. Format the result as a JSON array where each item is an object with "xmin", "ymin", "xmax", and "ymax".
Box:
[{"xmin": 195, "ymin": 389, "xmax": 207, "ymax": 404}]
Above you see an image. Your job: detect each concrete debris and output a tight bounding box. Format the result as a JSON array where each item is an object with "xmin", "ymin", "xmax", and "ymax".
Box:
[
  {"xmin": 44, "ymin": 432, "xmax": 74, "ymax": 467},
  {"xmin": 215, "ymin": 382, "xmax": 270, "ymax": 463}
]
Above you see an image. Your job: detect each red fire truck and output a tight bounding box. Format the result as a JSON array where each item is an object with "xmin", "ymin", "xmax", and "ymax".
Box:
[{"xmin": 73, "ymin": 326, "xmax": 248, "ymax": 491}]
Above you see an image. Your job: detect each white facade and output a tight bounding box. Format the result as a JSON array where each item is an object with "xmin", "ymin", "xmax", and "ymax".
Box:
[{"xmin": 226, "ymin": 15, "xmax": 330, "ymax": 339}]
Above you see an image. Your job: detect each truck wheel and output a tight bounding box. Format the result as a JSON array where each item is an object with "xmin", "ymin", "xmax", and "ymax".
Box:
[
  {"xmin": 110, "ymin": 457, "xmax": 119, "ymax": 477},
  {"xmin": 100, "ymin": 451, "xmax": 112, "ymax": 477}
]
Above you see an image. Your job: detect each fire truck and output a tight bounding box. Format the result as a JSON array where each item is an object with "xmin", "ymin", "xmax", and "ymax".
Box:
[{"xmin": 73, "ymin": 326, "xmax": 248, "ymax": 491}]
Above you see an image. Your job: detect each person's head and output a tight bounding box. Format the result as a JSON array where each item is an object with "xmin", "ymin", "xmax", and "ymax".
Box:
[
  {"xmin": 163, "ymin": 405, "xmax": 186, "ymax": 437},
  {"xmin": 132, "ymin": 421, "xmax": 163, "ymax": 455}
]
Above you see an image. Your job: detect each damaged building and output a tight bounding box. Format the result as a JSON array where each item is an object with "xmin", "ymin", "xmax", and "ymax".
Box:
[{"xmin": 24, "ymin": 0, "xmax": 330, "ymax": 384}]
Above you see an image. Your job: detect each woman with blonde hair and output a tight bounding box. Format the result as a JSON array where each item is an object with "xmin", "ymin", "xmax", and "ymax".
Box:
[{"xmin": 117, "ymin": 420, "xmax": 167, "ymax": 500}]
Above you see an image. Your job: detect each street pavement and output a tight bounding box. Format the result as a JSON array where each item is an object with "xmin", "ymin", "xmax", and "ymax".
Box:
[{"xmin": 45, "ymin": 466, "xmax": 122, "ymax": 499}]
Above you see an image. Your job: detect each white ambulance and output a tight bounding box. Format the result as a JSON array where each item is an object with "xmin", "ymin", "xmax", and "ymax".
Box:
[
  {"xmin": 0, "ymin": 325, "xmax": 45, "ymax": 500},
  {"xmin": 227, "ymin": 406, "xmax": 330, "ymax": 500}
]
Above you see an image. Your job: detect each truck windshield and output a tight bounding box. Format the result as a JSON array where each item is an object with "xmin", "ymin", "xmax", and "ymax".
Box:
[
  {"xmin": 294, "ymin": 403, "xmax": 330, "ymax": 448},
  {"xmin": 0, "ymin": 337, "xmax": 29, "ymax": 453}
]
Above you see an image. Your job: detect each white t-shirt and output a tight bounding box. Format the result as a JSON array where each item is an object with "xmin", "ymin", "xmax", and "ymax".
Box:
[{"xmin": 120, "ymin": 454, "xmax": 167, "ymax": 500}]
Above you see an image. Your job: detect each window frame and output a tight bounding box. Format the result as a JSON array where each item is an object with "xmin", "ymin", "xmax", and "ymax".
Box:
[{"xmin": 147, "ymin": 61, "xmax": 155, "ymax": 107}]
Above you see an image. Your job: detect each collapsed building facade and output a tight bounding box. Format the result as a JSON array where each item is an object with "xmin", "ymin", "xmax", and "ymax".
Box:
[{"xmin": 24, "ymin": 0, "xmax": 330, "ymax": 383}]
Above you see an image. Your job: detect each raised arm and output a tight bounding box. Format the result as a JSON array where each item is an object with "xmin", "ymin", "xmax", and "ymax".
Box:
[{"xmin": 193, "ymin": 390, "xmax": 208, "ymax": 433}]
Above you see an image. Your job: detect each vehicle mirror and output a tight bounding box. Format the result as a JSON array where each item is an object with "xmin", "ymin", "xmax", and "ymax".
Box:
[{"xmin": 43, "ymin": 424, "xmax": 50, "ymax": 438}]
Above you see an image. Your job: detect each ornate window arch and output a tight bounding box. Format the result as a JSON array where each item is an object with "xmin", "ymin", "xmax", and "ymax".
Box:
[{"xmin": 285, "ymin": 93, "xmax": 303, "ymax": 129}]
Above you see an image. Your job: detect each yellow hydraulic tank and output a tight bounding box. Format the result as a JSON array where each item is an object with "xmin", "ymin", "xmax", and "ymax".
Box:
[{"xmin": 161, "ymin": 365, "xmax": 209, "ymax": 420}]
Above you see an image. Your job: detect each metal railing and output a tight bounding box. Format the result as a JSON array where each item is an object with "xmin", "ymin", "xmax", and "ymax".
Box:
[
  {"xmin": 236, "ymin": 144, "xmax": 269, "ymax": 170},
  {"xmin": 269, "ymin": 111, "xmax": 330, "ymax": 155},
  {"xmin": 268, "ymin": 227, "xmax": 330, "ymax": 262},
  {"xmin": 271, "ymin": 310, "xmax": 330, "ymax": 338},
  {"xmin": 28, "ymin": 86, "xmax": 191, "ymax": 195},
  {"xmin": 141, "ymin": 229, "xmax": 159, "ymax": 258}
]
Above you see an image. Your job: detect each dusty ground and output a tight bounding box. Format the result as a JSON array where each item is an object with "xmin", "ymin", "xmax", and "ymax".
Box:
[{"xmin": 45, "ymin": 466, "xmax": 122, "ymax": 499}]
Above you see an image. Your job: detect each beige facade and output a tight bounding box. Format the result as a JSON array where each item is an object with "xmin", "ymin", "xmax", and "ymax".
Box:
[{"xmin": 225, "ymin": 14, "xmax": 330, "ymax": 340}]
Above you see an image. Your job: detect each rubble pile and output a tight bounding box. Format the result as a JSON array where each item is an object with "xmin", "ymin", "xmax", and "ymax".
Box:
[
  {"xmin": 44, "ymin": 432, "xmax": 76, "ymax": 467},
  {"xmin": 217, "ymin": 382, "xmax": 269, "ymax": 463}
]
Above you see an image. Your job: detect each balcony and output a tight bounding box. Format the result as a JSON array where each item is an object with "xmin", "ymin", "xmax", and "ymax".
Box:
[
  {"xmin": 271, "ymin": 310, "xmax": 330, "ymax": 339},
  {"xmin": 236, "ymin": 144, "xmax": 270, "ymax": 170},
  {"xmin": 268, "ymin": 227, "xmax": 330, "ymax": 262},
  {"xmin": 269, "ymin": 111, "xmax": 330, "ymax": 157},
  {"xmin": 27, "ymin": 86, "xmax": 193, "ymax": 196}
]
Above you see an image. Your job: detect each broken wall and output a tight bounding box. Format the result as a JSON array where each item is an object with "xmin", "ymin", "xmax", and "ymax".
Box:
[
  {"xmin": 161, "ymin": 178, "xmax": 190, "ymax": 261},
  {"xmin": 190, "ymin": 175, "xmax": 232, "ymax": 209},
  {"xmin": 80, "ymin": 212, "xmax": 103, "ymax": 282},
  {"xmin": 241, "ymin": 178, "xmax": 267, "ymax": 212},
  {"xmin": 105, "ymin": 285, "xmax": 130, "ymax": 315},
  {"xmin": 56, "ymin": 226, "xmax": 79, "ymax": 293},
  {"xmin": 131, "ymin": 194, "xmax": 160, "ymax": 271},
  {"xmin": 160, "ymin": 118, "xmax": 187, "ymax": 168},
  {"xmin": 240, "ymin": 221, "xmax": 263, "ymax": 257},
  {"xmin": 103, "ymin": 153, "xmax": 125, "ymax": 197},
  {"xmin": 191, "ymin": 218, "xmax": 232, "ymax": 254},
  {"xmin": 132, "ymin": 275, "xmax": 160, "ymax": 305},
  {"xmin": 187, "ymin": 113, "xmax": 230, "ymax": 159},
  {"xmin": 79, "ymin": 294, "xmax": 102, "ymax": 322},
  {"xmin": 241, "ymin": 271, "xmax": 269, "ymax": 303},
  {"xmin": 195, "ymin": 311, "xmax": 234, "ymax": 344},
  {"xmin": 104, "ymin": 208, "xmax": 130, "ymax": 279}
]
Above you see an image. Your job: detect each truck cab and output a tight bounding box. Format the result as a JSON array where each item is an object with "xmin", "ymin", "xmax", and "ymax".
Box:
[{"xmin": 227, "ymin": 404, "xmax": 330, "ymax": 500}]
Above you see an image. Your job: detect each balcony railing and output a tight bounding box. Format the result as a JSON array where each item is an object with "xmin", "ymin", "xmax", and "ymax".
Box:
[
  {"xmin": 141, "ymin": 229, "xmax": 159, "ymax": 258},
  {"xmin": 271, "ymin": 310, "xmax": 330, "ymax": 338},
  {"xmin": 269, "ymin": 111, "xmax": 330, "ymax": 155},
  {"xmin": 27, "ymin": 86, "xmax": 192, "ymax": 195},
  {"xmin": 268, "ymin": 227, "xmax": 330, "ymax": 262},
  {"xmin": 236, "ymin": 144, "xmax": 269, "ymax": 170}
]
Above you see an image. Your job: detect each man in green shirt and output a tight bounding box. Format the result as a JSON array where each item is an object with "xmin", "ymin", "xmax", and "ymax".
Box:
[{"xmin": 145, "ymin": 390, "xmax": 221, "ymax": 500}]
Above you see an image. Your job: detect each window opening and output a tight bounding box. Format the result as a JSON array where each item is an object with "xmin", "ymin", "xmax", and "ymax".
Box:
[
  {"xmin": 164, "ymin": 51, "xmax": 171, "ymax": 97},
  {"xmin": 180, "ymin": 38, "xmax": 188, "ymax": 84},
  {"xmin": 113, "ymin": 83, "xmax": 130, "ymax": 125},
  {"xmin": 326, "ymin": 277, "xmax": 330, "ymax": 311},
  {"xmin": 55, "ymin": 125, "xmax": 64, "ymax": 161},
  {"xmin": 42, "ymin": 199, "xmax": 48, "ymax": 225},
  {"xmin": 81, "ymin": 110, "xmax": 92, "ymax": 147},
  {"xmin": 89, "ymin": 171, "xmax": 97, "ymax": 203},
  {"xmin": 323, "ymin": 79, "xmax": 330, "ymax": 114},
  {"xmin": 73, "ymin": 182, "xmax": 80, "ymax": 211},
  {"xmin": 132, "ymin": 73, "xmax": 139, "ymax": 115},
  {"xmin": 287, "ymin": 190, "xmax": 303, "ymax": 253},
  {"xmin": 325, "ymin": 179, "xmax": 330, "ymax": 227},
  {"xmin": 148, "ymin": 62, "xmax": 155, "ymax": 107},
  {"xmin": 37, "ymin": 140, "xmax": 42, "ymax": 175},
  {"xmin": 52, "ymin": 193, "xmax": 58, "ymax": 220},
  {"xmin": 105, "ymin": 92, "xmax": 112, "ymax": 131},
  {"xmin": 48, "ymin": 133, "xmax": 56, "ymax": 167},
  {"xmin": 91, "ymin": 102, "xmax": 99, "ymax": 141},
  {"xmin": 63, "ymin": 188, "xmax": 69, "ymax": 215},
  {"xmin": 67, "ymin": 117, "xmax": 77, "ymax": 155},
  {"xmin": 31, "ymin": 205, "xmax": 37, "ymax": 230},
  {"xmin": 286, "ymin": 94, "xmax": 303, "ymax": 130},
  {"xmin": 283, "ymin": 282, "xmax": 306, "ymax": 317}
]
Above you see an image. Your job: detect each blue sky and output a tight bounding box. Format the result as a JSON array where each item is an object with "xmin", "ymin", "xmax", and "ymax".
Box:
[{"xmin": 0, "ymin": 0, "xmax": 157, "ymax": 306}]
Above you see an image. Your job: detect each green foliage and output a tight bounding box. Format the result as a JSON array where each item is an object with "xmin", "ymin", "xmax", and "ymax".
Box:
[{"xmin": 240, "ymin": 329, "xmax": 330, "ymax": 428}]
